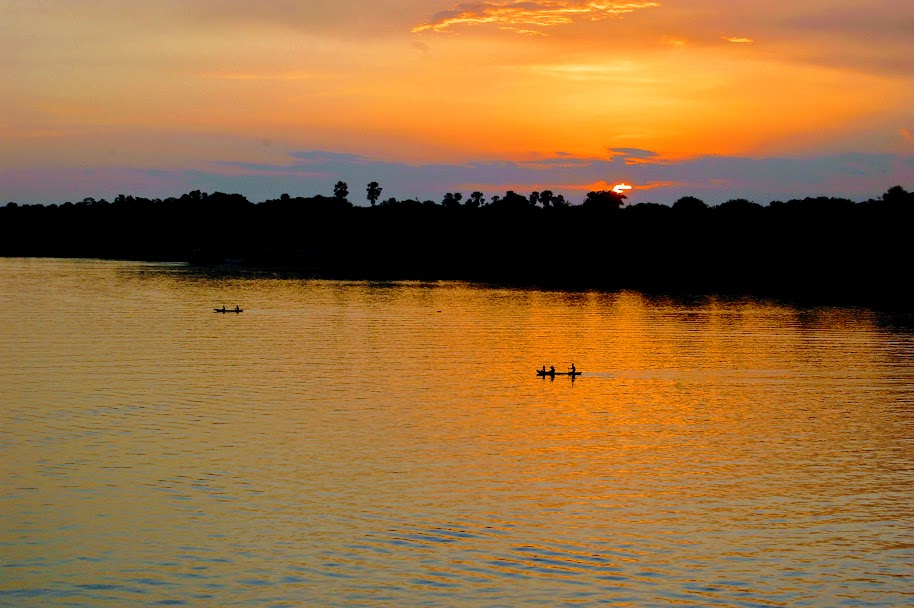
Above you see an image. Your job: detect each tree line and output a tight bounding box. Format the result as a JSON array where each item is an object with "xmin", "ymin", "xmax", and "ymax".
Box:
[{"xmin": 1, "ymin": 184, "xmax": 912, "ymax": 307}]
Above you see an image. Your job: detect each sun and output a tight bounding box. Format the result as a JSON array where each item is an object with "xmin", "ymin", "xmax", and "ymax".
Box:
[{"xmin": 612, "ymin": 183, "xmax": 633, "ymax": 195}]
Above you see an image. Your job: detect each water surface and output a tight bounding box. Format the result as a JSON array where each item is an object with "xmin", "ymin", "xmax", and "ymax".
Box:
[{"xmin": 1, "ymin": 258, "xmax": 912, "ymax": 606}]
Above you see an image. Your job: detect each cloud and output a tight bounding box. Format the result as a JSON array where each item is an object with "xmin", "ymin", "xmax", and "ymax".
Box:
[
  {"xmin": 723, "ymin": 36, "xmax": 754, "ymax": 43},
  {"xmin": 413, "ymin": 1, "xmax": 661, "ymax": 34},
  {"xmin": 608, "ymin": 148, "xmax": 658, "ymax": 160}
]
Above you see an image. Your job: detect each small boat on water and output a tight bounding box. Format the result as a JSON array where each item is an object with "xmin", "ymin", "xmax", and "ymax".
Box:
[
  {"xmin": 537, "ymin": 369, "xmax": 581, "ymax": 377},
  {"xmin": 214, "ymin": 306, "xmax": 243, "ymax": 313}
]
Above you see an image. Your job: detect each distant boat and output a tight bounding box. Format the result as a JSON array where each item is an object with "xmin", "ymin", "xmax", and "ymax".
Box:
[
  {"xmin": 536, "ymin": 369, "xmax": 581, "ymax": 377},
  {"xmin": 214, "ymin": 306, "xmax": 243, "ymax": 313}
]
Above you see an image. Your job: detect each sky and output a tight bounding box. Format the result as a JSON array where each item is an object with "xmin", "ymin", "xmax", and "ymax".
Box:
[{"xmin": 2, "ymin": 0, "xmax": 913, "ymax": 205}]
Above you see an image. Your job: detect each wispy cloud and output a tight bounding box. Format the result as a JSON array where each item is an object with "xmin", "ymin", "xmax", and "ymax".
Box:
[
  {"xmin": 723, "ymin": 36, "xmax": 754, "ymax": 43},
  {"xmin": 413, "ymin": 1, "xmax": 661, "ymax": 34},
  {"xmin": 502, "ymin": 27, "xmax": 549, "ymax": 36},
  {"xmin": 608, "ymin": 148, "xmax": 659, "ymax": 161}
]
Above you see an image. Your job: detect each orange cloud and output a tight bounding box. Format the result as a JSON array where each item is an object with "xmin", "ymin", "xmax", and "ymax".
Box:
[
  {"xmin": 501, "ymin": 27, "xmax": 548, "ymax": 36},
  {"xmin": 723, "ymin": 36, "xmax": 755, "ymax": 43},
  {"xmin": 413, "ymin": 1, "xmax": 662, "ymax": 34},
  {"xmin": 632, "ymin": 181, "xmax": 675, "ymax": 191},
  {"xmin": 902, "ymin": 128, "xmax": 914, "ymax": 144},
  {"xmin": 566, "ymin": 179, "xmax": 617, "ymax": 191}
]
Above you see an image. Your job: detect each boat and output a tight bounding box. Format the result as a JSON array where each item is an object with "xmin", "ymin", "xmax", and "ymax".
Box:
[
  {"xmin": 214, "ymin": 307, "xmax": 243, "ymax": 313},
  {"xmin": 536, "ymin": 369, "xmax": 581, "ymax": 377}
]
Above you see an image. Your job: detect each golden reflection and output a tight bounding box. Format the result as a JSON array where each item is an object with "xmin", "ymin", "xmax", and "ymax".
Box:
[{"xmin": 1, "ymin": 260, "xmax": 912, "ymax": 606}]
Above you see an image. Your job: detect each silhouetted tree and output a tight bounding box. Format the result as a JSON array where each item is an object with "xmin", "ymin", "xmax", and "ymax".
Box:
[
  {"xmin": 5, "ymin": 184, "xmax": 913, "ymax": 307},
  {"xmin": 672, "ymin": 196, "xmax": 707, "ymax": 213},
  {"xmin": 539, "ymin": 190, "xmax": 554, "ymax": 207},
  {"xmin": 468, "ymin": 191, "xmax": 485, "ymax": 208},
  {"xmin": 366, "ymin": 181, "xmax": 382, "ymax": 206},
  {"xmin": 582, "ymin": 190, "xmax": 625, "ymax": 210},
  {"xmin": 720, "ymin": 198, "xmax": 754, "ymax": 206},
  {"xmin": 334, "ymin": 181, "xmax": 349, "ymax": 200},
  {"xmin": 490, "ymin": 190, "xmax": 530, "ymax": 210},
  {"xmin": 529, "ymin": 191, "xmax": 540, "ymax": 207},
  {"xmin": 442, "ymin": 192, "xmax": 463, "ymax": 208},
  {"xmin": 883, "ymin": 185, "xmax": 908, "ymax": 203},
  {"xmin": 717, "ymin": 198, "xmax": 762, "ymax": 215}
]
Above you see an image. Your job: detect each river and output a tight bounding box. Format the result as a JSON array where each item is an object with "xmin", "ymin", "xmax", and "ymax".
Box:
[{"xmin": 1, "ymin": 258, "xmax": 912, "ymax": 607}]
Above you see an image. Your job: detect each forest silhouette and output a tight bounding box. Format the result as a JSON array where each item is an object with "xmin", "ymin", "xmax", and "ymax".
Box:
[{"xmin": 2, "ymin": 185, "xmax": 912, "ymax": 307}]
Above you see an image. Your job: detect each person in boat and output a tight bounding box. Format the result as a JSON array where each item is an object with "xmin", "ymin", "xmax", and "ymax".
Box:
[
  {"xmin": 541, "ymin": 365, "xmax": 546, "ymax": 374},
  {"xmin": 233, "ymin": 305, "xmax": 240, "ymax": 312},
  {"xmin": 549, "ymin": 366, "xmax": 555, "ymax": 374},
  {"xmin": 570, "ymin": 363, "xmax": 576, "ymax": 374},
  {"xmin": 219, "ymin": 306, "xmax": 226, "ymax": 312}
]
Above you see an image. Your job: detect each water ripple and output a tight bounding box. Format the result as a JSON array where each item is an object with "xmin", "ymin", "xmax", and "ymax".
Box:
[{"xmin": 1, "ymin": 259, "xmax": 912, "ymax": 607}]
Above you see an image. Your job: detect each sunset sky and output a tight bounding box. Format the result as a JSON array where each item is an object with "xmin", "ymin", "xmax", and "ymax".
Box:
[{"xmin": 2, "ymin": 0, "xmax": 913, "ymax": 204}]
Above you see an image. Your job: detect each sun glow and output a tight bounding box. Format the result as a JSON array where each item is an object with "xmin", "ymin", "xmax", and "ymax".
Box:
[{"xmin": 613, "ymin": 183, "xmax": 633, "ymax": 194}]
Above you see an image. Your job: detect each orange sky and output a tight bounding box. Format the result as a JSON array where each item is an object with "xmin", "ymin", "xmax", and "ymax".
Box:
[{"xmin": 2, "ymin": 1, "xmax": 912, "ymax": 203}]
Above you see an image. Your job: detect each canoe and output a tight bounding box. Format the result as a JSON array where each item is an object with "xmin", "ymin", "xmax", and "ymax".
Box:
[
  {"xmin": 536, "ymin": 370, "xmax": 581, "ymax": 376},
  {"xmin": 214, "ymin": 308, "xmax": 243, "ymax": 313}
]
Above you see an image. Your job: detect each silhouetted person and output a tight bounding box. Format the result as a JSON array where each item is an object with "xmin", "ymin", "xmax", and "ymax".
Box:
[
  {"xmin": 234, "ymin": 305, "xmax": 240, "ymax": 312},
  {"xmin": 549, "ymin": 366, "xmax": 555, "ymax": 374},
  {"xmin": 570, "ymin": 363, "xmax": 576, "ymax": 374}
]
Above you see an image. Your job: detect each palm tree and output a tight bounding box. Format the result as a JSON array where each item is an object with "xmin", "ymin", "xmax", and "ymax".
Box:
[{"xmin": 366, "ymin": 181, "xmax": 382, "ymax": 206}]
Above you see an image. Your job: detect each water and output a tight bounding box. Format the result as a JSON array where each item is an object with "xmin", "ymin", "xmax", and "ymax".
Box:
[{"xmin": 1, "ymin": 258, "xmax": 912, "ymax": 607}]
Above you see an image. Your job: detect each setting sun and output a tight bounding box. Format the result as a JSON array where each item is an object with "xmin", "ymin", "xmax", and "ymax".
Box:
[{"xmin": 613, "ymin": 183, "xmax": 634, "ymax": 195}]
